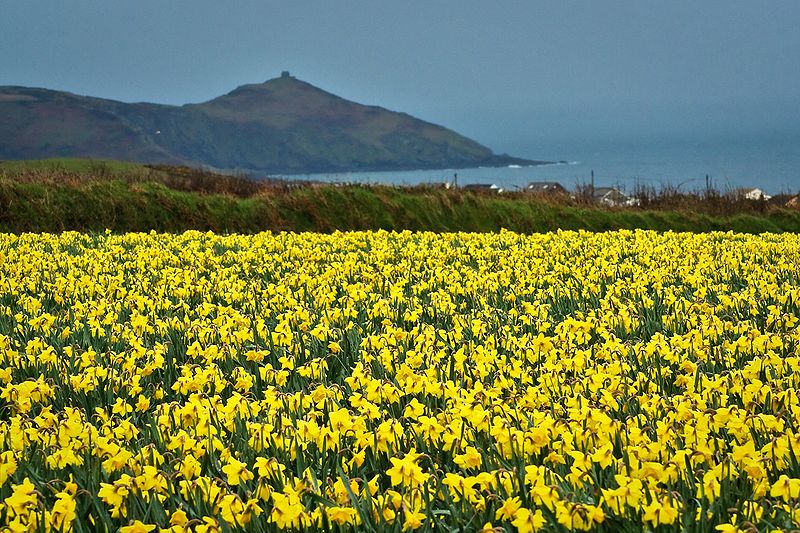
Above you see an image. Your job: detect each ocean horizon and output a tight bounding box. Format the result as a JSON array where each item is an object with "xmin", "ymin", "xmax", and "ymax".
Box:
[{"xmin": 278, "ymin": 129, "xmax": 800, "ymax": 195}]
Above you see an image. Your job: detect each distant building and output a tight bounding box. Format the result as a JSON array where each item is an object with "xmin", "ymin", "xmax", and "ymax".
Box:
[
  {"xmin": 735, "ymin": 187, "xmax": 772, "ymax": 201},
  {"xmin": 527, "ymin": 181, "xmax": 569, "ymax": 195},
  {"xmin": 463, "ymin": 183, "xmax": 504, "ymax": 194},
  {"xmin": 593, "ymin": 187, "xmax": 639, "ymax": 207}
]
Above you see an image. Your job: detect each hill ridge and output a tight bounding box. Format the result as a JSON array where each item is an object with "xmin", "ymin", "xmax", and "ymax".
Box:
[{"xmin": 0, "ymin": 75, "xmax": 544, "ymax": 174}]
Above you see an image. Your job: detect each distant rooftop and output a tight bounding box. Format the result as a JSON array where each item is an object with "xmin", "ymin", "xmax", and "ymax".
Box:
[
  {"xmin": 528, "ymin": 181, "xmax": 568, "ymax": 193},
  {"xmin": 463, "ymin": 183, "xmax": 500, "ymax": 189}
]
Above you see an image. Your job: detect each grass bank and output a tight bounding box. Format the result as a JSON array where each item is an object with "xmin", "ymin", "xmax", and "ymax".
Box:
[{"xmin": 1, "ymin": 159, "xmax": 799, "ymax": 233}]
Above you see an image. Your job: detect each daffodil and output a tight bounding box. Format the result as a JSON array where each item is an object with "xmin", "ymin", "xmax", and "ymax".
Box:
[
  {"xmin": 386, "ymin": 450, "xmax": 429, "ymax": 488},
  {"xmin": 512, "ymin": 508, "xmax": 546, "ymax": 533},
  {"xmin": 222, "ymin": 457, "xmax": 253, "ymax": 486}
]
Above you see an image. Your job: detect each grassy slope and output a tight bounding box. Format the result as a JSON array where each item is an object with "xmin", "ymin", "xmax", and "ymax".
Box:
[
  {"xmin": 0, "ymin": 158, "xmax": 148, "ymax": 174},
  {"xmin": 1, "ymin": 169, "xmax": 799, "ymax": 234}
]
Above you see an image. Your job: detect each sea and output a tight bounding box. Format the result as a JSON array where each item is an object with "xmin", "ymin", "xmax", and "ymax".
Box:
[{"xmin": 277, "ymin": 130, "xmax": 800, "ymax": 195}]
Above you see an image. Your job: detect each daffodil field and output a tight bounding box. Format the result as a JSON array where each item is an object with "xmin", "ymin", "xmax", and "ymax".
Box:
[{"xmin": 2, "ymin": 230, "xmax": 800, "ymax": 532}]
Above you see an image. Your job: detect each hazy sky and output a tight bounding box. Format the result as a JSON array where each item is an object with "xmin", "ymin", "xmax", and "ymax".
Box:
[{"xmin": 2, "ymin": 0, "xmax": 799, "ymax": 149}]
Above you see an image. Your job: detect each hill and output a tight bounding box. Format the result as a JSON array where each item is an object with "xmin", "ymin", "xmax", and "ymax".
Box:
[{"xmin": 0, "ymin": 73, "xmax": 542, "ymax": 174}]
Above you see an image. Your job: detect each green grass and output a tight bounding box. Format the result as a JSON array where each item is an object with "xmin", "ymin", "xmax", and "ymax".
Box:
[
  {"xmin": 2, "ymin": 177, "xmax": 800, "ymax": 234},
  {"xmin": 0, "ymin": 158, "xmax": 147, "ymax": 174},
  {"xmin": 1, "ymin": 158, "xmax": 799, "ymax": 234}
]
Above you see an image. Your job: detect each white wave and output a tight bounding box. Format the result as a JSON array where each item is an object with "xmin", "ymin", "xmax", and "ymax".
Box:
[{"xmin": 540, "ymin": 160, "xmax": 580, "ymax": 167}]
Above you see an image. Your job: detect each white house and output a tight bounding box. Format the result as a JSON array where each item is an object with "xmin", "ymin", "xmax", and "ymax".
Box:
[
  {"xmin": 592, "ymin": 187, "xmax": 639, "ymax": 207},
  {"xmin": 739, "ymin": 188, "xmax": 772, "ymax": 201}
]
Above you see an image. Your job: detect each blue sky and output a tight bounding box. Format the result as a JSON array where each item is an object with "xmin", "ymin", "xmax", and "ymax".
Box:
[{"xmin": 2, "ymin": 0, "xmax": 799, "ymax": 147}]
